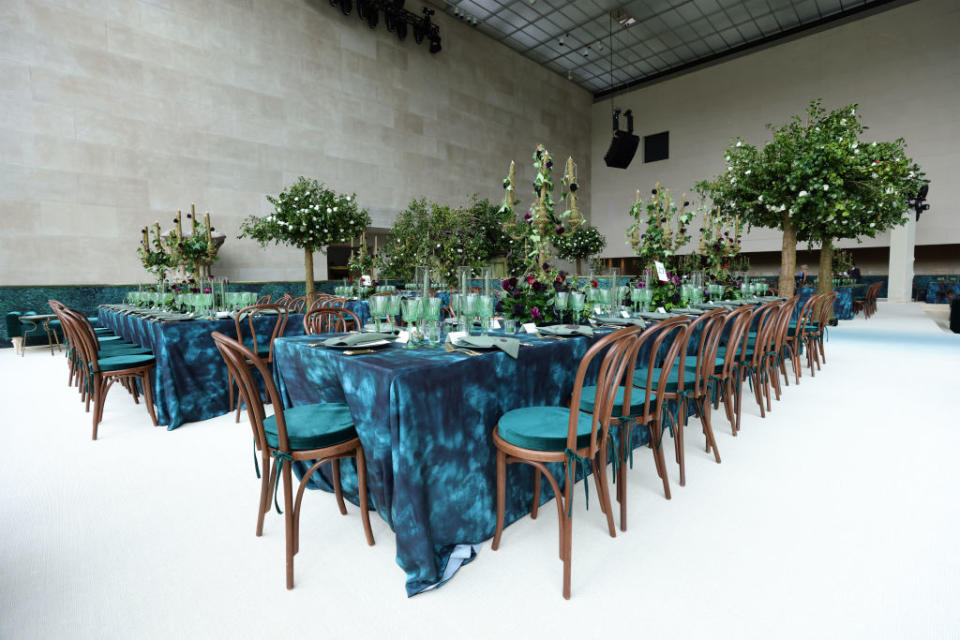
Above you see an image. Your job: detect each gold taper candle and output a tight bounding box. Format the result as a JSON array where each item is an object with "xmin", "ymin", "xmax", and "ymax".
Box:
[
  {"xmin": 507, "ymin": 160, "xmax": 516, "ymax": 206},
  {"xmin": 175, "ymin": 210, "xmax": 182, "ymax": 238},
  {"xmin": 374, "ymin": 235, "xmax": 378, "ymax": 255},
  {"xmin": 205, "ymin": 212, "xmax": 212, "ymax": 246},
  {"xmin": 142, "ymin": 228, "xmax": 149, "ymax": 250}
]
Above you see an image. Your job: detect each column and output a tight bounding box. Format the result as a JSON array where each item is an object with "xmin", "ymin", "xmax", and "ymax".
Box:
[{"xmin": 887, "ymin": 216, "xmax": 916, "ymax": 302}]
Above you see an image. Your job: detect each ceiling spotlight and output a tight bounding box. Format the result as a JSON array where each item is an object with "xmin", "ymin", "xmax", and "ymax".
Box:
[
  {"xmin": 429, "ymin": 35, "xmax": 442, "ymax": 54},
  {"xmin": 567, "ymin": 69, "xmax": 573, "ymax": 80},
  {"xmin": 338, "ymin": 0, "xmax": 352, "ymax": 15},
  {"xmin": 596, "ymin": 42, "xmax": 604, "ymax": 51},
  {"xmin": 583, "ymin": 47, "xmax": 590, "ymax": 57},
  {"xmin": 558, "ymin": 33, "xmax": 566, "ymax": 47}
]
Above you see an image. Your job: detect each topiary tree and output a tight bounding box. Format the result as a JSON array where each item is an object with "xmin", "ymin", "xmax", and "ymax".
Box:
[
  {"xmin": 697, "ymin": 100, "xmax": 924, "ymax": 297},
  {"xmin": 379, "ymin": 197, "xmax": 493, "ymax": 287},
  {"xmin": 239, "ymin": 177, "xmax": 370, "ymax": 306},
  {"xmin": 554, "ymin": 223, "xmax": 606, "ymax": 275}
]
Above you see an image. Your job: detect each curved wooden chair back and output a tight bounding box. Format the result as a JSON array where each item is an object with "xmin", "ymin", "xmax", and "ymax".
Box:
[
  {"xmin": 234, "ymin": 304, "xmax": 289, "ymax": 363},
  {"xmin": 564, "ymin": 325, "xmax": 646, "ymax": 455},
  {"xmin": 710, "ymin": 305, "xmax": 754, "ymax": 383},
  {"xmin": 628, "ymin": 317, "xmax": 691, "ymax": 422},
  {"xmin": 211, "ymin": 332, "xmax": 284, "ymax": 453},
  {"xmin": 285, "ymin": 296, "xmax": 307, "ymax": 313},
  {"xmin": 675, "ymin": 308, "xmax": 727, "ymax": 397},
  {"xmin": 256, "ymin": 295, "xmax": 271, "ymax": 305},
  {"xmin": 303, "ymin": 307, "xmax": 362, "ymax": 334}
]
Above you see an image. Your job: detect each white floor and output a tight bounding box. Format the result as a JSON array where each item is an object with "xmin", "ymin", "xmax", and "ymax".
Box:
[{"xmin": 2, "ymin": 302, "xmax": 959, "ymax": 639}]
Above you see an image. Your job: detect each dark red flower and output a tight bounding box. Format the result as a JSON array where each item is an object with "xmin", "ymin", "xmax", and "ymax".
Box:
[
  {"xmin": 532, "ymin": 281, "xmax": 544, "ymax": 292},
  {"xmin": 525, "ymin": 274, "xmax": 536, "ymax": 285},
  {"xmin": 556, "ymin": 226, "xmax": 565, "ymax": 234},
  {"xmin": 590, "ymin": 279, "xmax": 599, "ymax": 288}
]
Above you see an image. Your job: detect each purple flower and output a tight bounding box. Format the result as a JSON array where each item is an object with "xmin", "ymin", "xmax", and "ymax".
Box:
[
  {"xmin": 556, "ymin": 226, "xmax": 565, "ymax": 234},
  {"xmin": 545, "ymin": 160, "xmax": 553, "ymax": 168},
  {"xmin": 532, "ymin": 281, "xmax": 544, "ymax": 292},
  {"xmin": 186, "ymin": 213, "xmax": 192, "ymax": 219},
  {"xmin": 641, "ymin": 234, "xmax": 647, "ymax": 239},
  {"xmin": 508, "ymin": 277, "xmax": 518, "ymax": 289},
  {"xmin": 502, "ymin": 279, "xmax": 511, "ymax": 290},
  {"xmin": 531, "ymin": 306, "xmax": 542, "ymax": 320},
  {"xmin": 541, "ymin": 262, "xmax": 550, "ymax": 271}
]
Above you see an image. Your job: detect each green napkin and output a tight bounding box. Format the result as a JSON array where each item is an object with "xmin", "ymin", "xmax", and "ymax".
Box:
[
  {"xmin": 538, "ymin": 324, "xmax": 596, "ymax": 336},
  {"xmin": 322, "ymin": 332, "xmax": 394, "ymax": 347},
  {"xmin": 454, "ymin": 335, "xmax": 520, "ymax": 358}
]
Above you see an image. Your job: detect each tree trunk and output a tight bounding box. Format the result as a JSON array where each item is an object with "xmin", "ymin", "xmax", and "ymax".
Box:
[
  {"xmin": 304, "ymin": 247, "xmax": 315, "ymax": 308},
  {"xmin": 818, "ymin": 237, "xmax": 835, "ymax": 321},
  {"xmin": 575, "ymin": 258, "xmax": 582, "ymax": 276},
  {"xmin": 778, "ymin": 213, "xmax": 797, "ymax": 297}
]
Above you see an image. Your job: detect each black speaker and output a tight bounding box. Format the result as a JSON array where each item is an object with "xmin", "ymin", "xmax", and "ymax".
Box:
[{"xmin": 604, "ymin": 130, "xmax": 640, "ymax": 169}]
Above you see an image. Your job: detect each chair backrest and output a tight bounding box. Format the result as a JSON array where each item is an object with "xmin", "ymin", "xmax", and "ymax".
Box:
[
  {"xmin": 256, "ymin": 295, "xmax": 271, "ymax": 305},
  {"xmin": 303, "ymin": 306, "xmax": 362, "ymax": 334},
  {"xmin": 793, "ymin": 293, "xmax": 820, "ymax": 338},
  {"xmin": 58, "ymin": 306, "xmax": 104, "ymax": 374},
  {"xmin": 770, "ymin": 295, "xmax": 800, "ymax": 354},
  {"xmin": 742, "ymin": 301, "xmax": 780, "ymax": 367},
  {"xmin": 234, "ymin": 304, "xmax": 289, "ymax": 362},
  {"xmin": 284, "ymin": 296, "xmax": 307, "ymax": 313},
  {"xmin": 815, "ymin": 292, "xmax": 837, "ymax": 330},
  {"xmin": 676, "ymin": 308, "xmax": 727, "ymax": 396},
  {"xmin": 211, "ymin": 331, "xmax": 287, "ymax": 453},
  {"xmin": 308, "ymin": 293, "xmax": 336, "ymax": 311},
  {"xmin": 564, "ymin": 325, "xmax": 647, "ymax": 455},
  {"xmin": 627, "ymin": 316, "xmax": 691, "ymax": 421},
  {"xmin": 710, "ymin": 305, "xmax": 754, "ymax": 381}
]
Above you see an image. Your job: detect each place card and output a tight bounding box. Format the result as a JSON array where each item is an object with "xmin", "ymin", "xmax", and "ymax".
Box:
[
  {"xmin": 522, "ymin": 323, "xmax": 538, "ymax": 334},
  {"xmin": 491, "ymin": 318, "xmax": 501, "ymax": 329},
  {"xmin": 656, "ymin": 306, "xmax": 667, "ymax": 313},
  {"xmin": 620, "ymin": 310, "xmax": 631, "ymax": 318},
  {"xmin": 654, "ymin": 260, "xmax": 669, "ymax": 282},
  {"xmin": 447, "ymin": 330, "xmax": 467, "ymax": 343},
  {"xmin": 396, "ymin": 330, "xmax": 410, "ymax": 344}
]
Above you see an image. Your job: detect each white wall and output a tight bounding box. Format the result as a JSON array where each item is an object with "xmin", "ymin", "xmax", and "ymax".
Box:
[
  {"xmin": 589, "ymin": 0, "xmax": 960, "ymax": 259},
  {"xmin": 0, "ymin": 0, "xmax": 592, "ymax": 285}
]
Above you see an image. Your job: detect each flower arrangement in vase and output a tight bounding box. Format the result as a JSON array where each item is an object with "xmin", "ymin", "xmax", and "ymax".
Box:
[
  {"xmin": 137, "ymin": 222, "xmax": 175, "ymax": 285},
  {"xmin": 165, "ymin": 204, "xmax": 220, "ymax": 281},
  {"xmin": 498, "ymin": 145, "xmax": 585, "ymax": 324}
]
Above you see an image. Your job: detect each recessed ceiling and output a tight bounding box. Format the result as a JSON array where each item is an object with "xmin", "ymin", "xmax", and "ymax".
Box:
[{"xmin": 437, "ymin": 0, "xmax": 901, "ymax": 97}]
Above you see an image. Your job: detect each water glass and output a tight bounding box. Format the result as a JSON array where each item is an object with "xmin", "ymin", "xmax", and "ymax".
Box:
[
  {"xmin": 570, "ymin": 291, "xmax": 585, "ymax": 324},
  {"xmin": 401, "ymin": 298, "xmax": 421, "ymax": 348},
  {"xmin": 503, "ymin": 318, "xmax": 516, "ymax": 335},
  {"xmin": 555, "ymin": 291, "xmax": 569, "ymax": 322},
  {"xmin": 477, "ymin": 294, "xmax": 495, "ymax": 335},
  {"xmin": 462, "ymin": 293, "xmax": 478, "ymax": 333},
  {"xmin": 387, "ymin": 295, "xmax": 401, "ymax": 323}
]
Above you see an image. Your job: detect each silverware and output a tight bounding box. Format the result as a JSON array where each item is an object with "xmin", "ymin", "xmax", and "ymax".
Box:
[
  {"xmin": 444, "ymin": 343, "xmax": 481, "ymax": 356},
  {"xmin": 343, "ymin": 349, "xmax": 376, "ymax": 356}
]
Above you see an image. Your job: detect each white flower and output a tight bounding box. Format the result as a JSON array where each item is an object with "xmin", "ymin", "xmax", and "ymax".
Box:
[
  {"xmin": 798, "ymin": 190, "xmax": 809, "ymax": 197},
  {"xmin": 823, "ymin": 185, "xmax": 829, "ymax": 191},
  {"xmin": 726, "ymin": 166, "xmax": 732, "ymax": 172},
  {"xmin": 745, "ymin": 169, "xmax": 751, "ymax": 175},
  {"xmin": 840, "ymin": 119, "xmax": 846, "ymax": 125},
  {"xmin": 758, "ymin": 195, "xmax": 764, "ymax": 202},
  {"xmin": 735, "ymin": 141, "xmax": 742, "ymax": 147},
  {"xmin": 326, "ymin": 207, "xmax": 332, "ymax": 213},
  {"xmin": 851, "ymin": 143, "xmax": 858, "ymax": 149},
  {"xmin": 851, "ymin": 108, "xmax": 856, "ymax": 115},
  {"xmin": 871, "ymin": 172, "xmax": 878, "ymax": 179},
  {"xmin": 872, "ymin": 142, "xmax": 877, "ymax": 147},
  {"xmin": 294, "ymin": 197, "xmax": 299, "ymax": 201}
]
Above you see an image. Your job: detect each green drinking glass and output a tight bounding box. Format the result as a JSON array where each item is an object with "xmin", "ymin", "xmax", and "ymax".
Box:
[
  {"xmin": 401, "ymin": 298, "xmax": 421, "ymax": 348},
  {"xmin": 478, "ymin": 294, "xmax": 494, "ymax": 335},
  {"xmin": 570, "ymin": 291, "xmax": 585, "ymax": 325}
]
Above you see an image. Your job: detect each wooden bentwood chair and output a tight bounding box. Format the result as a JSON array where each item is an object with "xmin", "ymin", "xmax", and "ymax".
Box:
[
  {"xmin": 231, "ymin": 304, "xmax": 289, "ymax": 423},
  {"xmin": 303, "ymin": 307, "xmax": 362, "ymax": 334},
  {"xmin": 211, "ymin": 332, "xmax": 374, "ymax": 590},
  {"xmin": 492, "ymin": 325, "xmax": 644, "ymax": 599}
]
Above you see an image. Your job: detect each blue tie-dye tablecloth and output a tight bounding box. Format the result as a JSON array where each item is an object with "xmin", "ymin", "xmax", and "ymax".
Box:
[
  {"xmin": 273, "ymin": 329, "xmax": 657, "ymax": 595},
  {"xmin": 98, "ymin": 307, "xmax": 304, "ymax": 429}
]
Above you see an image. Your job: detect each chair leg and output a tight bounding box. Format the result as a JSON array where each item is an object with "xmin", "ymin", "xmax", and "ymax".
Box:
[
  {"xmin": 699, "ymin": 398, "xmax": 721, "ymax": 464},
  {"xmin": 356, "ymin": 447, "xmax": 375, "ymax": 546},
  {"xmin": 91, "ymin": 376, "xmax": 103, "ymax": 440},
  {"xmin": 676, "ymin": 401, "xmax": 687, "ymax": 487},
  {"xmin": 561, "ymin": 477, "xmax": 573, "ymax": 600},
  {"xmin": 492, "ymin": 448, "xmax": 506, "ymax": 551},
  {"xmin": 651, "ymin": 423, "xmax": 671, "ymax": 500},
  {"xmin": 256, "ymin": 451, "xmax": 272, "ymax": 537},
  {"xmin": 591, "ymin": 449, "xmax": 615, "ymax": 538},
  {"xmin": 141, "ymin": 369, "xmax": 158, "ymax": 426},
  {"xmin": 283, "ymin": 463, "xmax": 295, "ymax": 590},
  {"xmin": 531, "ymin": 471, "xmax": 541, "ymax": 519},
  {"xmin": 331, "ymin": 459, "xmax": 348, "ymax": 515}
]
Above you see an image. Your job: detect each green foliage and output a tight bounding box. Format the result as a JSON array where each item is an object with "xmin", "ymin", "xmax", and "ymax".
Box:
[
  {"xmin": 696, "ymin": 100, "xmax": 926, "ymax": 243},
  {"xmin": 238, "ymin": 177, "xmax": 370, "ymax": 253},
  {"xmin": 626, "ymin": 184, "xmax": 694, "ymax": 265},
  {"xmin": 137, "ymin": 228, "xmax": 175, "ymax": 281},
  {"xmin": 832, "ymin": 248, "xmax": 854, "ymax": 274},
  {"xmin": 553, "ymin": 223, "xmax": 606, "ymax": 262},
  {"xmin": 379, "ymin": 197, "xmax": 509, "ymax": 287},
  {"xmin": 167, "ymin": 214, "xmax": 217, "ymax": 277}
]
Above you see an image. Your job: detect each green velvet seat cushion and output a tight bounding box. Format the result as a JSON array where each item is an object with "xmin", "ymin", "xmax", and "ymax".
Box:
[
  {"xmin": 94, "ymin": 328, "xmax": 112, "ymax": 334},
  {"xmin": 579, "ymin": 385, "xmax": 655, "ymax": 416},
  {"xmin": 684, "ymin": 354, "xmax": 725, "ymax": 370},
  {"xmin": 99, "ymin": 344, "xmax": 153, "ymax": 356},
  {"xmin": 93, "ymin": 353, "xmax": 156, "ymax": 372},
  {"xmin": 263, "ymin": 403, "xmax": 357, "ymax": 451},
  {"xmin": 96, "ymin": 335, "xmax": 123, "ymax": 343},
  {"xmin": 498, "ymin": 406, "xmax": 594, "ymax": 451}
]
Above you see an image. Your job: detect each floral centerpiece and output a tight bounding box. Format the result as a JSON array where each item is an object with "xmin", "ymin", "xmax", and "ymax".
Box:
[
  {"xmin": 696, "ymin": 203, "xmax": 743, "ymax": 289},
  {"xmin": 137, "ymin": 222, "xmax": 175, "ymax": 285},
  {"xmin": 165, "ymin": 205, "xmax": 219, "ymax": 281},
  {"xmin": 239, "ymin": 177, "xmax": 369, "ymax": 306},
  {"xmin": 498, "ymin": 146, "xmax": 585, "ymax": 324}
]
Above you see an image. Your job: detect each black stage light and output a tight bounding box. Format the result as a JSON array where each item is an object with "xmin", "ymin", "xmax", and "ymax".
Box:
[
  {"xmin": 339, "ymin": 0, "xmax": 352, "ymax": 15},
  {"xmin": 429, "ymin": 35, "xmax": 441, "ymax": 53},
  {"xmin": 395, "ymin": 20, "xmax": 407, "ymax": 40}
]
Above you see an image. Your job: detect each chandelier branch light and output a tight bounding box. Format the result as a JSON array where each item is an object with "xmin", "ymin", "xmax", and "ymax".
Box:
[{"xmin": 329, "ymin": 0, "xmax": 442, "ymax": 53}]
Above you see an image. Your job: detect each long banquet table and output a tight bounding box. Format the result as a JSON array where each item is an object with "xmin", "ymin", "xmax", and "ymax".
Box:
[
  {"xmin": 98, "ymin": 307, "xmax": 306, "ymax": 428},
  {"xmin": 272, "ymin": 329, "xmax": 657, "ymax": 595}
]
